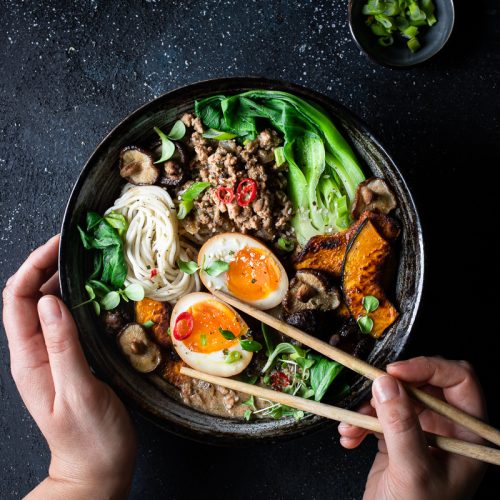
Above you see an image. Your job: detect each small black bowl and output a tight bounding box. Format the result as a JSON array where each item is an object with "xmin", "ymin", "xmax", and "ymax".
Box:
[
  {"xmin": 59, "ymin": 77, "xmax": 424, "ymax": 444},
  {"xmin": 349, "ymin": 0, "xmax": 455, "ymax": 67}
]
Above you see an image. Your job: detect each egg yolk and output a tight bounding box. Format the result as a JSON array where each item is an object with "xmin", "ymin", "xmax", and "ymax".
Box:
[
  {"xmin": 227, "ymin": 247, "xmax": 280, "ymax": 301},
  {"xmin": 181, "ymin": 300, "xmax": 247, "ymax": 354}
]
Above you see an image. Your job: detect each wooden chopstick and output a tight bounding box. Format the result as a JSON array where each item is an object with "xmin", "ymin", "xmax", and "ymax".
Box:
[
  {"xmin": 212, "ymin": 290, "xmax": 500, "ymax": 447},
  {"xmin": 181, "ymin": 367, "xmax": 500, "ymax": 466}
]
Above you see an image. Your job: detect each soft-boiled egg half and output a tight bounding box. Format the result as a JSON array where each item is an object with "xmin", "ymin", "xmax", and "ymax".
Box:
[
  {"xmin": 170, "ymin": 292, "xmax": 253, "ymax": 377},
  {"xmin": 198, "ymin": 233, "xmax": 288, "ymax": 310}
]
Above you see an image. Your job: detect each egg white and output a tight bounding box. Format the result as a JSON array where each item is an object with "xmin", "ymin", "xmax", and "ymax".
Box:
[
  {"xmin": 197, "ymin": 233, "xmax": 289, "ymax": 310},
  {"xmin": 170, "ymin": 292, "xmax": 252, "ymax": 377}
]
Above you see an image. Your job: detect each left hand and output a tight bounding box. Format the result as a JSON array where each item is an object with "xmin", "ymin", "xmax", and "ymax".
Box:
[{"xmin": 3, "ymin": 235, "xmax": 136, "ymax": 499}]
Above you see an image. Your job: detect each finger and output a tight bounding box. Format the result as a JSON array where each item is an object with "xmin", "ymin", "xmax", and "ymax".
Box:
[
  {"xmin": 387, "ymin": 356, "xmax": 486, "ymax": 419},
  {"xmin": 372, "ymin": 375, "xmax": 430, "ymax": 475},
  {"xmin": 38, "ymin": 296, "xmax": 94, "ymax": 395},
  {"xmin": 40, "ymin": 271, "xmax": 60, "ymax": 296},
  {"xmin": 338, "ymin": 402, "xmax": 375, "ymax": 438},
  {"xmin": 340, "ymin": 436, "xmax": 364, "ymax": 449}
]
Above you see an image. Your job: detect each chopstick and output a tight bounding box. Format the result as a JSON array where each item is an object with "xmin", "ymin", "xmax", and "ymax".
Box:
[
  {"xmin": 212, "ymin": 290, "xmax": 500, "ymax": 447},
  {"xmin": 180, "ymin": 366, "xmax": 500, "ymax": 466}
]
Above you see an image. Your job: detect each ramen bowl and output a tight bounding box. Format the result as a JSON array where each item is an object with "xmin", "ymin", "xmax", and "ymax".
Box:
[{"xmin": 59, "ymin": 77, "xmax": 424, "ymax": 444}]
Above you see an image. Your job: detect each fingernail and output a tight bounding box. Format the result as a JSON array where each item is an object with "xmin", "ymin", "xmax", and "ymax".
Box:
[
  {"xmin": 39, "ymin": 296, "xmax": 62, "ymax": 325},
  {"xmin": 373, "ymin": 375, "xmax": 400, "ymax": 404},
  {"xmin": 338, "ymin": 422, "xmax": 351, "ymax": 431}
]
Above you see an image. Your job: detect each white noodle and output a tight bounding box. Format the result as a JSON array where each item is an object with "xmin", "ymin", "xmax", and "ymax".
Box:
[{"xmin": 106, "ymin": 184, "xmax": 200, "ymax": 303}]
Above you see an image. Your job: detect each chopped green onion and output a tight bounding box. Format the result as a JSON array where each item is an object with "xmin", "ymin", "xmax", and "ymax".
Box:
[
  {"xmin": 407, "ymin": 36, "xmax": 421, "ymax": 53},
  {"xmin": 378, "ymin": 35, "xmax": 394, "ymax": 47},
  {"xmin": 225, "ymin": 351, "xmax": 242, "ymax": 364},
  {"xmin": 143, "ymin": 320, "xmax": 155, "ymax": 329},
  {"xmin": 274, "ymin": 146, "xmax": 286, "ymax": 167},
  {"xmin": 200, "ymin": 334, "xmax": 207, "ymax": 347}
]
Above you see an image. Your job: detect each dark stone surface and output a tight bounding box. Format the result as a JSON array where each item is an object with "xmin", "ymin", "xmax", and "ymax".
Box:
[{"xmin": 0, "ymin": 1, "xmax": 498, "ymax": 498}]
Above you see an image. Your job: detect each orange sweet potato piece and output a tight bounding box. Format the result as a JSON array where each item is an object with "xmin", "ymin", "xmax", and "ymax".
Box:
[
  {"xmin": 342, "ymin": 219, "xmax": 398, "ymax": 338},
  {"xmin": 135, "ymin": 298, "xmax": 171, "ymax": 347},
  {"xmin": 295, "ymin": 211, "xmax": 400, "ymax": 277}
]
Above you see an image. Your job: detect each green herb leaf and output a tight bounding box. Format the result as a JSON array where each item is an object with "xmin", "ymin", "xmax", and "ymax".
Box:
[
  {"xmin": 104, "ymin": 212, "xmax": 128, "ymax": 237},
  {"xmin": 276, "ymin": 237, "xmax": 295, "ymax": 252},
  {"xmin": 154, "ymin": 126, "xmax": 175, "ymax": 163},
  {"xmin": 143, "ymin": 320, "xmax": 155, "ymax": 329},
  {"xmin": 177, "ymin": 259, "xmax": 199, "ymax": 275},
  {"xmin": 219, "ymin": 327, "xmax": 236, "ymax": 340},
  {"xmin": 362, "ymin": 295, "xmax": 380, "ymax": 313},
  {"xmin": 240, "ymin": 339, "xmax": 263, "ymax": 352},
  {"xmin": 244, "ymin": 409, "xmax": 252, "ymax": 421},
  {"xmin": 86, "ymin": 279, "xmax": 112, "ymax": 297},
  {"xmin": 309, "ymin": 353, "xmax": 343, "ymax": 401},
  {"xmin": 86, "ymin": 211, "xmax": 103, "ymax": 231},
  {"xmin": 261, "ymin": 342, "xmax": 307, "ymax": 373},
  {"xmin": 177, "ymin": 182, "xmax": 211, "ymax": 220},
  {"xmin": 92, "ymin": 301, "xmax": 101, "ymax": 316},
  {"xmin": 225, "ymin": 350, "xmax": 242, "ymax": 364},
  {"xmin": 77, "ymin": 225, "xmax": 94, "ymax": 250},
  {"xmin": 167, "ymin": 120, "xmax": 186, "ymax": 141},
  {"xmin": 85, "ymin": 284, "xmax": 96, "ymax": 300},
  {"xmin": 123, "ymin": 283, "xmax": 145, "ymax": 302},
  {"xmin": 200, "ymin": 334, "xmax": 207, "ymax": 347},
  {"xmin": 101, "ymin": 291, "xmax": 121, "ymax": 310},
  {"xmin": 204, "ymin": 260, "xmax": 230, "ymax": 277},
  {"xmin": 243, "ymin": 395, "xmax": 256, "ymax": 411},
  {"xmin": 357, "ymin": 315, "xmax": 374, "ymax": 334},
  {"xmin": 202, "ymin": 129, "xmax": 237, "ymax": 140}
]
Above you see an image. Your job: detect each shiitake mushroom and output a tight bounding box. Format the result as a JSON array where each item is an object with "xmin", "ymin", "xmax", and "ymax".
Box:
[
  {"xmin": 117, "ymin": 323, "xmax": 162, "ymax": 373},
  {"xmin": 119, "ymin": 146, "xmax": 159, "ymax": 185},
  {"xmin": 351, "ymin": 177, "xmax": 397, "ymax": 220}
]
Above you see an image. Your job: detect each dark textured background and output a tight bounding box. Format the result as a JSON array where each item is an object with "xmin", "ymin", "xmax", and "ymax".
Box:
[{"xmin": 1, "ymin": 1, "xmax": 499, "ymax": 498}]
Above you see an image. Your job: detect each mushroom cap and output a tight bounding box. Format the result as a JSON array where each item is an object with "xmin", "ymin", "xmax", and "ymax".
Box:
[
  {"xmin": 351, "ymin": 178, "xmax": 397, "ymax": 220},
  {"xmin": 117, "ymin": 323, "xmax": 162, "ymax": 373},
  {"xmin": 119, "ymin": 146, "xmax": 159, "ymax": 185},
  {"xmin": 283, "ymin": 269, "xmax": 340, "ymax": 314}
]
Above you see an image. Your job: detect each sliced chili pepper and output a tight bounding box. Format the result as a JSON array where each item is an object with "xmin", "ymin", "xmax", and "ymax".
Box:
[
  {"xmin": 270, "ymin": 371, "xmax": 290, "ymax": 390},
  {"xmin": 236, "ymin": 178, "xmax": 257, "ymax": 206},
  {"xmin": 216, "ymin": 186, "xmax": 235, "ymax": 203},
  {"xmin": 173, "ymin": 311, "xmax": 194, "ymax": 340},
  {"xmin": 150, "ymin": 268, "xmax": 158, "ymax": 279}
]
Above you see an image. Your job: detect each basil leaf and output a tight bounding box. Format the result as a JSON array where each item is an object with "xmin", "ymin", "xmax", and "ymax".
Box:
[
  {"xmin": 261, "ymin": 342, "xmax": 307, "ymax": 373},
  {"xmin": 104, "ymin": 212, "xmax": 128, "ymax": 237},
  {"xmin": 357, "ymin": 315, "xmax": 374, "ymax": 334},
  {"xmin": 77, "ymin": 225, "xmax": 94, "ymax": 250},
  {"xmin": 123, "ymin": 283, "xmax": 145, "ymax": 301},
  {"xmin": 202, "ymin": 129, "xmax": 237, "ymax": 140},
  {"xmin": 84, "ymin": 284, "xmax": 95, "ymax": 300},
  {"xmin": 154, "ymin": 126, "xmax": 175, "ymax": 163},
  {"xmin": 219, "ymin": 327, "xmax": 236, "ymax": 340},
  {"xmin": 240, "ymin": 339, "xmax": 263, "ymax": 352},
  {"xmin": 225, "ymin": 351, "xmax": 242, "ymax": 364},
  {"xmin": 167, "ymin": 120, "xmax": 186, "ymax": 141},
  {"xmin": 177, "ymin": 259, "xmax": 199, "ymax": 275},
  {"xmin": 362, "ymin": 295, "xmax": 380, "ymax": 313},
  {"xmin": 86, "ymin": 211, "xmax": 103, "ymax": 231},
  {"xmin": 101, "ymin": 291, "xmax": 120, "ymax": 310},
  {"xmin": 309, "ymin": 354, "xmax": 343, "ymax": 401},
  {"xmin": 143, "ymin": 320, "xmax": 155, "ymax": 329},
  {"xmin": 204, "ymin": 260, "xmax": 229, "ymax": 277}
]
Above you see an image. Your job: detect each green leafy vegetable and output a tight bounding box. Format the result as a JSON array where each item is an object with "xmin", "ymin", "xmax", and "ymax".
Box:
[
  {"xmin": 277, "ymin": 237, "xmax": 295, "ymax": 252},
  {"xmin": 154, "ymin": 126, "xmax": 176, "ymax": 163},
  {"xmin": 203, "ymin": 260, "xmax": 230, "ymax": 277},
  {"xmin": 202, "ymin": 129, "xmax": 237, "ymax": 140},
  {"xmin": 240, "ymin": 339, "xmax": 263, "ymax": 352},
  {"xmin": 177, "ymin": 182, "xmax": 211, "ymax": 220},
  {"xmin": 261, "ymin": 342, "xmax": 307, "ymax": 373},
  {"xmin": 244, "ymin": 409, "xmax": 252, "ymax": 421},
  {"xmin": 104, "ymin": 212, "xmax": 128, "ymax": 237},
  {"xmin": 123, "ymin": 283, "xmax": 145, "ymax": 301},
  {"xmin": 362, "ymin": 295, "xmax": 380, "ymax": 313},
  {"xmin": 177, "ymin": 259, "xmax": 200, "ymax": 275},
  {"xmin": 363, "ymin": 0, "xmax": 438, "ymax": 53},
  {"xmin": 195, "ymin": 91, "xmax": 365, "ymax": 244},
  {"xmin": 261, "ymin": 323, "xmax": 276, "ymax": 356},
  {"xmin": 167, "ymin": 120, "xmax": 187, "ymax": 141},
  {"xmin": 308, "ymin": 353, "xmax": 343, "ymax": 401},
  {"xmin": 357, "ymin": 315, "xmax": 374, "ymax": 334},
  {"xmin": 274, "ymin": 146, "xmax": 286, "ymax": 167},
  {"xmin": 225, "ymin": 351, "xmax": 242, "ymax": 364},
  {"xmin": 219, "ymin": 327, "xmax": 236, "ymax": 340},
  {"xmin": 101, "ymin": 291, "xmax": 120, "ymax": 310}
]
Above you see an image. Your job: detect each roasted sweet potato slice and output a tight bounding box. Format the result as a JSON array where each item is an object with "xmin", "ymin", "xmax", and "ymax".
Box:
[
  {"xmin": 295, "ymin": 211, "xmax": 400, "ymax": 277},
  {"xmin": 135, "ymin": 298, "xmax": 172, "ymax": 347},
  {"xmin": 342, "ymin": 219, "xmax": 398, "ymax": 338}
]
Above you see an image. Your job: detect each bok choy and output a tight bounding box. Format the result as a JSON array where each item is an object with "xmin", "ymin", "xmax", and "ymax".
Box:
[{"xmin": 195, "ymin": 91, "xmax": 365, "ymax": 244}]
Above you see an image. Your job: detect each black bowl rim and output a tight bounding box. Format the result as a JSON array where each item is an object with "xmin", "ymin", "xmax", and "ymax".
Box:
[
  {"xmin": 59, "ymin": 76, "xmax": 424, "ymax": 444},
  {"xmin": 347, "ymin": 0, "xmax": 456, "ymax": 68}
]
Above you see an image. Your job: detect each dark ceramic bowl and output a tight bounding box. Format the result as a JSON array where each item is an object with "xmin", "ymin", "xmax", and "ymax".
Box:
[
  {"xmin": 59, "ymin": 77, "xmax": 424, "ymax": 444},
  {"xmin": 348, "ymin": 0, "xmax": 455, "ymax": 67}
]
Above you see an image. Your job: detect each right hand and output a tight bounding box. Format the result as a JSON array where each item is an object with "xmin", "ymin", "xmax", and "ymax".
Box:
[{"xmin": 338, "ymin": 356, "xmax": 488, "ymax": 500}]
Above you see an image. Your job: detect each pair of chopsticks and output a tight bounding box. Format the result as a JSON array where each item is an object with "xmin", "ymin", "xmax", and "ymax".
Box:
[{"xmin": 180, "ymin": 290, "xmax": 500, "ymax": 466}]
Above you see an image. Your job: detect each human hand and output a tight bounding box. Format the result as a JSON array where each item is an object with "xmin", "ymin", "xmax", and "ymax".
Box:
[
  {"xmin": 338, "ymin": 356, "xmax": 487, "ymax": 500},
  {"xmin": 2, "ymin": 235, "xmax": 136, "ymax": 499}
]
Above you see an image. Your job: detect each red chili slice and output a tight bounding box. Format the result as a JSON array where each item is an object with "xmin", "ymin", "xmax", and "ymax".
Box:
[
  {"xmin": 236, "ymin": 178, "xmax": 257, "ymax": 206},
  {"xmin": 150, "ymin": 268, "xmax": 158, "ymax": 278},
  {"xmin": 270, "ymin": 371, "xmax": 290, "ymax": 390},
  {"xmin": 216, "ymin": 186, "xmax": 235, "ymax": 203},
  {"xmin": 173, "ymin": 311, "xmax": 194, "ymax": 340}
]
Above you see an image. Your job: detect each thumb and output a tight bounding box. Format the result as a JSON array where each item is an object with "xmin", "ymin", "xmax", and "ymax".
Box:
[
  {"xmin": 38, "ymin": 295, "xmax": 94, "ymax": 394},
  {"xmin": 373, "ymin": 375, "xmax": 430, "ymax": 474}
]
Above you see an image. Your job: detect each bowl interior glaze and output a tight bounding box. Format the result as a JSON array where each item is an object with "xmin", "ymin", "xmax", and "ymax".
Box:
[{"xmin": 59, "ymin": 77, "xmax": 424, "ymax": 444}]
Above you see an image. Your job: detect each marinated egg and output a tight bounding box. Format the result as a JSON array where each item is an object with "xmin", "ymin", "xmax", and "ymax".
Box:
[
  {"xmin": 170, "ymin": 292, "xmax": 253, "ymax": 377},
  {"xmin": 198, "ymin": 233, "xmax": 289, "ymax": 310}
]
